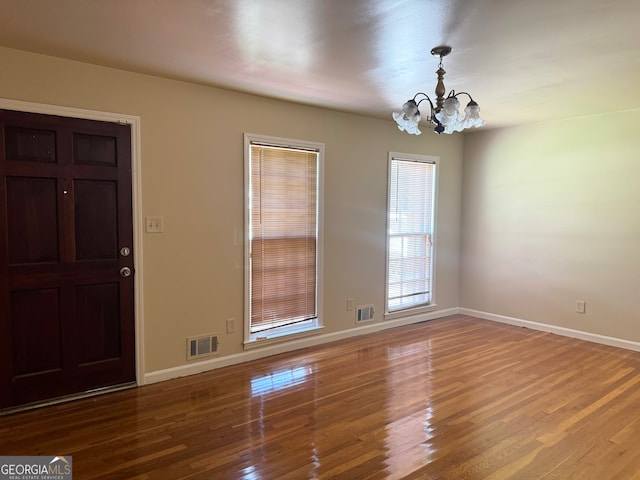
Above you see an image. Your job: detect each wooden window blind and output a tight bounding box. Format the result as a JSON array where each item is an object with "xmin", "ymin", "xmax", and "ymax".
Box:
[
  {"xmin": 387, "ymin": 157, "xmax": 436, "ymax": 311},
  {"xmin": 249, "ymin": 143, "xmax": 318, "ymax": 333}
]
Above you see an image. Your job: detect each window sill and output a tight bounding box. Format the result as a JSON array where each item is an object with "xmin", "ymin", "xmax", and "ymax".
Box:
[
  {"xmin": 384, "ymin": 303, "xmax": 438, "ymax": 321},
  {"xmin": 244, "ymin": 323, "xmax": 324, "ymax": 350}
]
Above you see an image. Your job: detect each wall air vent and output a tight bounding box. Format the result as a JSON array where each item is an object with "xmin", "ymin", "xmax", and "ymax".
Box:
[
  {"xmin": 187, "ymin": 334, "xmax": 219, "ymax": 360},
  {"xmin": 356, "ymin": 305, "xmax": 375, "ymax": 323}
]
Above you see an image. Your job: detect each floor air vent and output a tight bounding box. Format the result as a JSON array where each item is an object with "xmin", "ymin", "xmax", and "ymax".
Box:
[
  {"xmin": 356, "ymin": 305, "xmax": 375, "ymax": 323},
  {"xmin": 187, "ymin": 334, "xmax": 219, "ymax": 360}
]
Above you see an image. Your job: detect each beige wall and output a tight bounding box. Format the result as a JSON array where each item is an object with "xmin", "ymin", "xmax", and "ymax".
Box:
[
  {"xmin": 0, "ymin": 47, "xmax": 463, "ymax": 374},
  {"xmin": 460, "ymin": 110, "xmax": 640, "ymax": 341}
]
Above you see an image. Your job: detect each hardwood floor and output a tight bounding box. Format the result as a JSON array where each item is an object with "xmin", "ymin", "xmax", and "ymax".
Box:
[{"xmin": 2, "ymin": 315, "xmax": 640, "ymax": 479}]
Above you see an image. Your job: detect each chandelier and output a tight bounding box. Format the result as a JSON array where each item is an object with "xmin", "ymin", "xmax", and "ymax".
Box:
[{"xmin": 393, "ymin": 46, "xmax": 485, "ymax": 135}]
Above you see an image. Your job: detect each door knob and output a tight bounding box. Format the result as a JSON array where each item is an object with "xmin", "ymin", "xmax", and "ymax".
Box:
[{"xmin": 120, "ymin": 266, "xmax": 132, "ymax": 277}]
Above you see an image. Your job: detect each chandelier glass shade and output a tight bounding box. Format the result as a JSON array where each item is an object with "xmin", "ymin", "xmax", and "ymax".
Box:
[{"xmin": 393, "ymin": 46, "xmax": 485, "ymax": 135}]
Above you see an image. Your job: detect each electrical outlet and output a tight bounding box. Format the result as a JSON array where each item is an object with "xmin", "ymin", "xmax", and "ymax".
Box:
[
  {"xmin": 347, "ymin": 298, "xmax": 354, "ymax": 311},
  {"xmin": 226, "ymin": 318, "xmax": 236, "ymax": 334},
  {"xmin": 576, "ymin": 300, "xmax": 586, "ymax": 314}
]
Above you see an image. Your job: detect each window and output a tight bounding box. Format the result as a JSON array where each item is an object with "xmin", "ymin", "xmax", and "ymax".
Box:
[
  {"xmin": 244, "ymin": 134, "xmax": 323, "ymax": 345},
  {"xmin": 386, "ymin": 152, "xmax": 438, "ymax": 315}
]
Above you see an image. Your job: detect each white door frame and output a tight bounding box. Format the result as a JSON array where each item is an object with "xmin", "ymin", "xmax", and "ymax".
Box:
[{"xmin": 0, "ymin": 98, "xmax": 145, "ymax": 385}]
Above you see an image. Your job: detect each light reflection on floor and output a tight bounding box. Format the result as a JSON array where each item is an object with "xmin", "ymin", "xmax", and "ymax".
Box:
[
  {"xmin": 250, "ymin": 365, "xmax": 315, "ymax": 397},
  {"xmin": 244, "ymin": 342, "xmax": 436, "ymax": 477},
  {"xmin": 245, "ymin": 364, "xmax": 318, "ymax": 479},
  {"xmin": 239, "ymin": 464, "xmax": 261, "ymax": 480},
  {"xmin": 384, "ymin": 340, "xmax": 435, "ymax": 476}
]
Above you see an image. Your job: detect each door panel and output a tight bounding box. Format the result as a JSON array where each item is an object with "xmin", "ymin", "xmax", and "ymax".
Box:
[
  {"xmin": 76, "ymin": 283, "xmax": 121, "ymax": 365},
  {"xmin": 6, "ymin": 176, "xmax": 59, "ymax": 264},
  {"xmin": 10, "ymin": 288, "xmax": 62, "ymax": 376},
  {"xmin": 4, "ymin": 126, "xmax": 57, "ymax": 163},
  {"xmin": 0, "ymin": 109, "xmax": 135, "ymax": 408},
  {"xmin": 73, "ymin": 133, "xmax": 116, "ymax": 166},
  {"xmin": 74, "ymin": 180, "xmax": 118, "ymax": 260}
]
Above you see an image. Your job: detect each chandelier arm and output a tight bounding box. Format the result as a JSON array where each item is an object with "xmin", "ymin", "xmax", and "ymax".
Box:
[
  {"xmin": 412, "ymin": 92, "xmax": 431, "ymax": 103},
  {"xmin": 449, "ymin": 91, "xmax": 477, "ymax": 102},
  {"xmin": 412, "ymin": 93, "xmax": 435, "ymax": 120}
]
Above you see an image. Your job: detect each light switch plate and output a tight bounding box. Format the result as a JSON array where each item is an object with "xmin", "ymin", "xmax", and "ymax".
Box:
[{"xmin": 146, "ymin": 216, "xmax": 163, "ymax": 233}]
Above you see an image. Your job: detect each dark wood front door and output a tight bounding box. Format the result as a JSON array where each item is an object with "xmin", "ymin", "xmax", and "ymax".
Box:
[{"xmin": 0, "ymin": 109, "xmax": 136, "ymax": 409}]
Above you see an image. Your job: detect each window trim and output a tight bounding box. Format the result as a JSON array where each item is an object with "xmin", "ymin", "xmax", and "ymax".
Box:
[
  {"xmin": 384, "ymin": 152, "xmax": 439, "ymax": 320},
  {"xmin": 243, "ymin": 133, "xmax": 324, "ymax": 347}
]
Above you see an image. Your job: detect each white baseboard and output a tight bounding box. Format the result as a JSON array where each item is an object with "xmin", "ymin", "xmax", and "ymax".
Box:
[
  {"xmin": 144, "ymin": 307, "xmax": 459, "ymax": 385},
  {"xmin": 145, "ymin": 307, "xmax": 640, "ymax": 385},
  {"xmin": 459, "ymin": 308, "xmax": 640, "ymax": 353}
]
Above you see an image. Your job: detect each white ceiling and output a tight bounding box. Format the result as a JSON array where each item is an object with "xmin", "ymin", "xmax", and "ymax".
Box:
[{"xmin": 0, "ymin": 0, "xmax": 639, "ymax": 130}]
